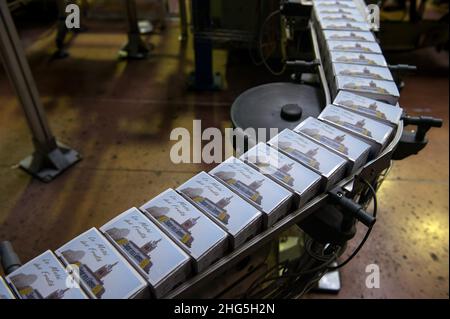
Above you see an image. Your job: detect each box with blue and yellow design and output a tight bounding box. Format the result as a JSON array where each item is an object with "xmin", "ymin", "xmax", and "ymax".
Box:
[
  {"xmin": 329, "ymin": 51, "xmax": 387, "ymax": 68},
  {"xmin": 140, "ymin": 189, "xmax": 228, "ymax": 273},
  {"xmin": 209, "ymin": 157, "xmax": 294, "ymax": 228},
  {"xmin": 331, "ymin": 63, "xmax": 393, "ymax": 82},
  {"xmin": 100, "ymin": 208, "xmax": 191, "ymax": 298},
  {"xmin": 319, "ymin": 104, "xmax": 395, "ymax": 156},
  {"xmin": 55, "ymin": 228, "xmax": 148, "ymax": 299},
  {"xmin": 177, "ymin": 172, "xmax": 262, "ymax": 249},
  {"xmin": 327, "ymin": 41, "xmax": 382, "ymax": 54},
  {"xmin": 333, "ymin": 91, "xmax": 403, "ymax": 127},
  {"xmin": 241, "ymin": 143, "xmax": 322, "ymax": 208},
  {"xmin": 6, "ymin": 250, "xmax": 89, "ymax": 299},
  {"xmin": 333, "ymin": 75, "xmax": 400, "ymax": 105},
  {"xmin": 317, "ymin": 12, "xmax": 366, "ymax": 23},
  {"xmin": 268, "ymin": 129, "xmax": 348, "ymax": 190},
  {"xmin": 323, "ymin": 30, "xmax": 376, "ymax": 42},
  {"xmin": 294, "ymin": 117, "xmax": 372, "ymax": 173}
]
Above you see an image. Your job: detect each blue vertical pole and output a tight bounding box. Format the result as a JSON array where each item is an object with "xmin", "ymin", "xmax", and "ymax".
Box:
[{"xmin": 190, "ymin": 0, "xmax": 221, "ymax": 90}]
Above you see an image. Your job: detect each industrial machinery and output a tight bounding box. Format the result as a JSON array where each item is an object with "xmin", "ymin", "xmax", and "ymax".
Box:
[
  {"xmin": 165, "ymin": 0, "xmax": 443, "ymax": 298},
  {"xmin": 0, "ymin": 0, "xmax": 444, "ymax": 299}
]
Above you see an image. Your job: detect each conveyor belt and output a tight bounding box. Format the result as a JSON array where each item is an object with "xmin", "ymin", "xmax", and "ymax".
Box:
[
  {"xmin": 1, "ymin": 0, "xmax": 410, "ymax": 300},
  {"xmin": 166, "ymin": 2, "xmax": 404, "ymax": 296}
]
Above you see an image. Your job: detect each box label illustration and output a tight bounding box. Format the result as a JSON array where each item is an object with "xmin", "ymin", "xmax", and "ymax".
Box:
[
  {"xmin": 320, "ymin": 21, "xmax": 371, "ymax": 31},
  {"xmin": 178, "ymin": 172, "xmax": 262, "ymax": 236},
  {"xmin": 319, "ymin": 104, "xmax": 394, "ymax": 151},
  {"xmin": 209, "ymin": 157, "xmax": 292, "ymax": 214},
  {"xmin": 323, "ymin": 30, "xmax": 376, "ymax": 42},
  {"xmin": 241, "ymin": 143, "xmax": 322, "ymax": 204},
  {"xmin": 317, "ymin": 13, "xmax": 365, "ymax": 23},
  {"xmin": 333, "ymin": 91, "xmax": 403, "ymax": 126},
  {"xmin": 328, "ymin": 41, "xmax": 382, "ymax": 54},
  {"xmin": 332, "ymin": 63, "xmax": 393, "ymax": 81},
  {"xmin": 268, "ymin": 129, "xmax": 347, "ymax": 179},
  {"xmin": 6, "ymin": 250, "xmax": 88, "ymax": 299},
  {"xmin": 316, "ymin": 7, "xmax": 363, "ymax": 16},
  {"xmin": 140, "ymin": 189, "xmax": 227, "ymax": 260},
  {"xmin": 294, "ymin": 117, "xmax": 371, "ymax": 172},
  {"xmin": 100, "ymin": 207, "xmax": 190, "ymax": 293},
  {"xmin": 55, "ymin": 228, "xmax": 147, "ymax": 299},
  {"xmin": 330, "ymin": 51, "xmax": 387, "ymax": 67},
  {"xmin": 334, "ymin": 75, "xmax": 400, "ymax": 104}
]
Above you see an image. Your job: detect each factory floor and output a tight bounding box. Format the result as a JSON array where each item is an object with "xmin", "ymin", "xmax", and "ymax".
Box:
[{"xmin": 0, "ymin": 19, "xmax": 448, "ymax": 299}]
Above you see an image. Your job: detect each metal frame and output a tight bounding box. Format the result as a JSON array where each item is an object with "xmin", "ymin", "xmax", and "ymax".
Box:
[
  {"xmin": 188, "ymin": 0, "xmax": 223, "ymax": 90},
  {"xmin": 178, "ymin": 0, "xmax": 189, "ymax": 42},
  {"xmin": 0, "ymin": 1, "xmax": 80, "ymax": 182},
  {"xmin": 119, "ymin": 0, "xmax": 151, "ymax": 59}
]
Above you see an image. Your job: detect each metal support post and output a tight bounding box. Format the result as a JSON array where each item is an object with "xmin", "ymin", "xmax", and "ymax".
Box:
[
  {"xmin": 119, "ymin": 0, "xmax": 151, "ymax": 59},
  {"xmin": 188, "ymin": 0, "xmax": 222, "ymax": 90},
  {"xmin": 0, "ymin": 1, "xmax": 81, "ymax": 182}
]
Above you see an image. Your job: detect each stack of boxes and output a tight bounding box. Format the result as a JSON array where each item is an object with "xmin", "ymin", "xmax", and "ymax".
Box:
[
  {"xmin": 0, "ymin": 0, "xmax": 405, "ymax": 300},
  {"xmin": 313, "ymin": 0, "xmax": 400, "ymax": 105}
]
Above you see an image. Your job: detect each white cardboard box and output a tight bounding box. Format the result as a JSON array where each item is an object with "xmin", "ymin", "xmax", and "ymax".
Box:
[
  {"xmin": 331, "ymin": 63, "xmax": 393, "ymax": 81},
  {"xmin": 209, "ymin": 157, "xmax": 294, "ymax": 228},
  {"xmin": 329, "ymin": 51, "xmax": 387, "ymax": 67},
  {"xmin": 100, "ymin": 208, "xmax": 192, "ymax": 298},
  {"xmin": 317, "ymin": 12, "xmax": 366, "ymax": 23},
  {"xmin": 326, "ymin": 41, "xmax": 382, "ymax": 54},
  {"xmin": 55, "ymin": 228, "xmax": 148, "ymax": 299},
  {"xmin": 140, "ymin": 189, "xmax": 229, "ymax": 273},
  {"xmin": 294, "ymin": 117, "xmax": 371, "ymax": 173},
  {"xmin": 268, "ymin": 129, "xmax": 348, "ymax": 190},
  {"xmin": 315, "ymin": 7, "xmax": 363, "ymax": 16},
  {"xmin": 319, "ymin": 104, "xmax": 395, "ymax": 155},
  {"xmin": 0, "ymin": 277, "xmax": 15, "ymax": 299},
  {"xmin": 333, "ymin": 75, "xmax": 400, "ymax": 105},
  {"xmin": 320, "ymin": 21, "xmax": 371, "ymax": 32},
  {"xmin": 177, "ymin": 172, "xmax": 263, "ymax": 249},
  {"xmin": 333, "ymin": 91, "xmax": 403, "ymax": 127},
  {"xmin": 314, "ymin": 0, "xmax": 368, "ymax": 16},
  {"xmin": 314, "ymin": 0, "xmax": 358, "ymax": 9},
  {"xmin": 240, "ymin": 143, "xmax": 323, "ymax": 208},
  {"xmin": 323, "ymin": 30, "xmax": 376, "ymax": 42},
  {"xmin": 6, "ymin": 250, "xmax": 89, "ymax": 299}
]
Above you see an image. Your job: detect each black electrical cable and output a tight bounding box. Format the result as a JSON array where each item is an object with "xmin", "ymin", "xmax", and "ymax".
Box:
[
  {"xmin": 243, "ymin": 261, "xmax": 289, "ymax": 299},
  {"xmin": 278, "ymin": 178, "xmax": 379, "ymax": 297},
  {"xmin": 245, "ymin": 178, "xmax": 378, "ymax": 298},
  {"xmin": 246, "ymin": 259, "xmax": 334, "ymax": 298},
  {"xmin": 258, "ymin": 9, "xmax": 286, "ymax": 76},
  {"xmin": 328, "ymin": 178, "xmax": 378, "ymax": 271},
  {"xmin": 245, "ymin": 243, "xmax": 341, "ymax": 298}
]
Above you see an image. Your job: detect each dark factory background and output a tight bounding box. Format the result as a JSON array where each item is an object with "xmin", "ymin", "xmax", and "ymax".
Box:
[{"xmin": 0, "ymin": 0, "xmax": 448, "ymax": 300}]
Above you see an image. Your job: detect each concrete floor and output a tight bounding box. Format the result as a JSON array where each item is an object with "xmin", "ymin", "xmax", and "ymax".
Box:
[{"xmin": 0, "ymin": 20, "xmax": 448, "ymax": 298}]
